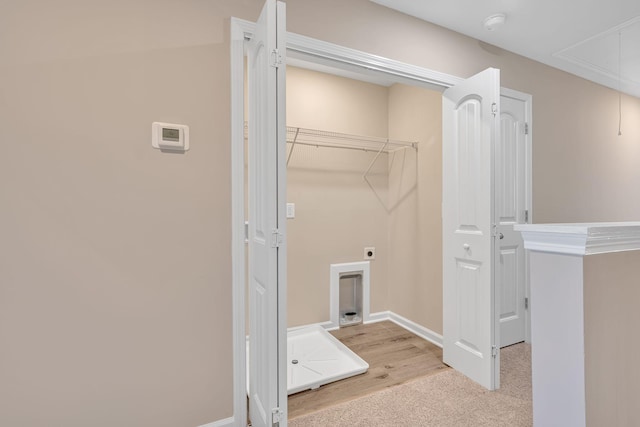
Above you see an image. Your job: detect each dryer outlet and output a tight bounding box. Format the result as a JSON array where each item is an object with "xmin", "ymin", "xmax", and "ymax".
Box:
[{"xmin": 364, "ymin": 247, "xmax": 376, "ymax": 260}]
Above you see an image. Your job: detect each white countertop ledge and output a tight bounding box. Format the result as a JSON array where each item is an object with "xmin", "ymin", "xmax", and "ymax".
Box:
[{"xmin": 514, "ymin": 222, "xmax": 640, "ymax": 256}]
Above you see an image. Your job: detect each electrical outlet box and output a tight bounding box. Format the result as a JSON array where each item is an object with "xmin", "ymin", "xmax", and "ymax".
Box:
[{"xmin": 364, "ymin": 247, "xmax": 375, "ymax": 260}]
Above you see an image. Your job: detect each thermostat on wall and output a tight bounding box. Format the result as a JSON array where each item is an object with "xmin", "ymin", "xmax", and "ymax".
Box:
[{"xmin": 152, "ymin": 122, "xmax": 189, "ymax": 151}]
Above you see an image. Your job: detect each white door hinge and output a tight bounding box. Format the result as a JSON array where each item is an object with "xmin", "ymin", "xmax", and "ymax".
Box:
[
  {"xmin": 244, "ymin": 220, "xmax": 249, "ymax": 243},
  {"xmin": 524, "ymin": 122, "xmax": 529, "ymax": 135},
  {"xmin": 271, "ymin": 229, "xmax": 283, "ymax": 248},
  {"xmin": 270, "ymin": 49, "xmax": 283, "ymax": 68},
  {"xmin": 525, "ymin": 297, "xmax": 529, "ymax": 310},
  {"xmin": 491, "ymin": 103, "xmax": 497, "ymax": 116},
  {"xmin": 272, "ymin": 407, "xmax": 283, "ymax": 426},
  {"xmin": 492, "ymin": 345, "xmax": 498, "ymax": 358},
  {"xmin": 524, "ymin": 210, "xmax": 529, "ymax": 223}
]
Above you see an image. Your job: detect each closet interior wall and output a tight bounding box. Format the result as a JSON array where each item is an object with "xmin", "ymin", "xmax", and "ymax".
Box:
[
  {"xmin": 286, "ymin": 66, "xmax": 390, "ymax": 327},
  {"xmin": 387, "ymin": 84, "xmax": 443, "ymax": 334},
  {"xmin": 286, "ymin": 66, "xmax": 443, "ymax": 335}
]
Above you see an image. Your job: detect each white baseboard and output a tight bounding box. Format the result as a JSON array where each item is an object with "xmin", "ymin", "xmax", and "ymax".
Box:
[
  {"xmin": 365, "ymin": 310, "xmax": 392, "ymax": 324},
  {"xmin": 344, "ymin": 310, "xmax": 443, "ymax": 348},
  {"xmin": 198, "ymin": 416, "xmax": 234, "ymax": 427},
  {"xmin": 284, "ymin": 312, "xmax": 443, "ymax": 348},
  {"xmin": 291, "ymin": 320, "xmax": 335, "ymax": 332},
  {"xmin": 386, "ymin": 311, "xmax": 443, "ymax": 348}
]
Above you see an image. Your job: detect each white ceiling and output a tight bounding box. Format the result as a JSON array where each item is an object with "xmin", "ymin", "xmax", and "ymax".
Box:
[{"xmin": 371, "ymin": 0, "xmax": 640, "ymax": 98}]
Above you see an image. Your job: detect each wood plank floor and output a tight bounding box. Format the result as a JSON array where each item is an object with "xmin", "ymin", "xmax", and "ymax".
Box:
[{"xmin": 288, "ymin": 320, "xmax": 449, "ymax": 419}]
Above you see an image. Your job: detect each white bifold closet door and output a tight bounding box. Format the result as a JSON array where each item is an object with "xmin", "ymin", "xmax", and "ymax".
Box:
[
  {"xmin": 247, "ymin": 0, "xmax": 288, "ymax": 426},
  {"xmin": 497, "ymin": 93, "xmax": 528, "ymax": 348},
  {"xmin": 442, "ymin": 68, "xmax": 500, "ymax": 391}
]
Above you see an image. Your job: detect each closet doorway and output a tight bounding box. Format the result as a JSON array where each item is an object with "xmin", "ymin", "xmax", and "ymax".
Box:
[
  {"xmin": 282, "ymin": 59, "xmax": 531, "ymax": 410},
  {"xmin": 232, "ymin": 7, "xmax": 532, "ymax": 424},
  {"xmin": 283, "ymin": 63, "xmax": 446, "ymax": 418}
]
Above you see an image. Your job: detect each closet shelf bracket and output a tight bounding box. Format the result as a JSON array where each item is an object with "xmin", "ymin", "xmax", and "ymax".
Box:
[{"xmin": 286, "ymin": 127, "xmax": 300, "ymax": 166}]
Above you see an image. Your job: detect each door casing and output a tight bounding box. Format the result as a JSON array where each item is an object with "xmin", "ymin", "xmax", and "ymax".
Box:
[
  {"xmin": 231, "ymin": 17, "xmax": 532, "ymax": 426},
  {"xmin": 498, "ymin": 89, "xmax": 533, "ymax": 347}
]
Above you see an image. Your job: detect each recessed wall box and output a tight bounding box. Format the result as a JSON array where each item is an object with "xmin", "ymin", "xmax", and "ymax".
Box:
[
  {"xmin": 152, "ymin": 122, "xmax": 189, "ymax": 151},
  {"xmin": 364, "ymin": 247, "xmax": 375, "ymax": 260}
]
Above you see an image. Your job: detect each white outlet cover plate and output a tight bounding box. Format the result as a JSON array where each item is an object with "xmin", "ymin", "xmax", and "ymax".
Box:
[
  {"xmin": 364, "ymin": 247, "xmax": 375, "ymax": 259},
  {"xmin": 286, "ymin": 203, "xmax": 295, "ymax": 219}
]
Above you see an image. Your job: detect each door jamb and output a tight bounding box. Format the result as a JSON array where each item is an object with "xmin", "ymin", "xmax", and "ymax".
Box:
[
  {"xmin": 230, "ymin": 18, "xmax": 249, "ymax": 427},
  {"xmin": 500, "ymin": 87, "xmax": 534, "ymax": 344},
  {"xmin": 230, "ymin": 16, "xmax": 533, "ymax": 424}
]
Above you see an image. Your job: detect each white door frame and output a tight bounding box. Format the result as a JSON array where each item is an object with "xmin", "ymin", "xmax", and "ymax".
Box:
[
  {"xmin": 230, "ymin": 17, "xmax": 532, "ymax": 425},
  {"xmin": 500, "ymin": 87, "xmax": 533, "ymax": 345}
]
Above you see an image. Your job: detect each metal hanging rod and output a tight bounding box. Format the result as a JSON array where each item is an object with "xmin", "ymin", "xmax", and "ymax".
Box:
[
  {"xmin": 285, "ymin": 126, "xmax": 417, "ymax": 153},
  {"xmin": 244, "ymin": 123, "xmax": 418, "ymax": 166}
]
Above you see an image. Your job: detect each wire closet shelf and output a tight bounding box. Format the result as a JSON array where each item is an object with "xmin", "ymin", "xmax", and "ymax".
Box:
[
  {"xmin": 286, "ymin": 126, "xmax": 417, "ymax": 152},
  {"xmin": 244, "ymin": 122, "xmax": 419, "ymax": 167},
  {"xmin": 244, "ymin": 123, "xmax": 417, "ymax": 152},
  {"xmin": 285, "ymin": 126, "xmax": 418, "ymax": 166}
]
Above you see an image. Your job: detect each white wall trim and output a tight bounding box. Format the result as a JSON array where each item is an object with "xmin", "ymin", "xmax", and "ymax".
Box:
[
  {"xmin": 232, "ymin": 18, "xmax": 464, "ymax": 91},
  {"xmin": 387, "ymin": 311, "xmax": 443, "ymax": 348},
  {"xmin": 366, "ymin": 310, "xmax": 392, "ymax": 324},
  {"xmin": 515, "ymin": 222, "xmax": 640, "ymax": 255},
  {"xmin": 230, "ymin": 17, "xmax": 248, "ymax": 427},
  {"xmin": 198, "ymin": 416, "xmax": 235, "ymax": 427},
  {"xmin": 500, "ymin": 87, "xmax": 533, "ymax": 345},
  {"xmin": 286, "ymin": 32, "xmax": 464, "ymax": 90},
  {"xmin": 292, "ymin": 311, "xmax": 442, "ymax": 347},
  {"xmin": 291, "ymin": 320, "xmax": 335, "ymax": 332},
  {"xmin": 366, "ymin": 311, "xmax": 445, "ymax": 348}
]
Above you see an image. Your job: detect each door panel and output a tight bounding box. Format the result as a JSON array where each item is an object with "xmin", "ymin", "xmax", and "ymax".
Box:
[
  {"xmin": 497, "ymin": 94, "xmax": 527, "ymax": 348},
  {"xmin": 456, "ymin": 98, "xmax": 483, "ymax": 230},
  {"xmin": 443, "ymin": 68, "xmax": 500, "ymax": 390},
  {"xmin": 247, "ymin": 1, "xmax": 286, "ymax": 425},
  {"xmin": 499, "ymin": 246, "xmax": 518, "ymax": 317},
  {"xmin": 456, "ymin": 259, "xmax": 483, "ymax": 356}
]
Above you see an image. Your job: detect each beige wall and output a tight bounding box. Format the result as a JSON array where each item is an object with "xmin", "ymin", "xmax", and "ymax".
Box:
[
  {"xmin": 287, "ymin": 67, "xmax": 389, "ymax": 136},
  {"xmin": 3, "ymin": 0, "xmax": 640, "ymax": 425},
  {"xmin": 0, "ymin": 1, "xmax": 258, "ymax": 426},
  {"xmin": 388, "ymin": 84, "xmax": 443, "ymax": 333},
  {"xmin": 286, "ymin": 67, "xmax": 390, "ymax": 326},
  {"xmin": 286, "ymin": 70, "xmax": 444, "ymax": 334},
  {"xmin": 284, "ymin": 0, "xmax": 640, "ymax": 224},
  {"xmin": 584, "ymin": 252, "xmax": 640, "ymax": 427}
]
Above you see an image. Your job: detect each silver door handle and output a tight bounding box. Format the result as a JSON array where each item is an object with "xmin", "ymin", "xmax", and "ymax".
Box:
[
  {"xmin": 499, "ymin": 233, "xmax": 504, "ymax": 240},
  {"xmin": 463, "ymin": 243, "xmax": 470, "ymax": 250}
]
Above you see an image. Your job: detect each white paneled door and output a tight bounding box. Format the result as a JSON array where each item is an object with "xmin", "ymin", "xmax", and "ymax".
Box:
[
  {"xmin": 497, "ymin": 92, "xmax": 529, "ymax": 348},
  {"xmin": 247, "ymin": 1, "xmax": 287, "ymax": 426},
  {"xmin": 442, "ymin": 68, "xmax": 500, "ymax": 390}
]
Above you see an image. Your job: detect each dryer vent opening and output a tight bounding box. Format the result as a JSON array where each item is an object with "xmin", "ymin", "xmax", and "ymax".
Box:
[
  {"xmin": 339, "ymin": 273, "xmax": 363, "ymax": 327},
  {"xmin": 330, "ymin": 261, "xmax": 370, "ymax": 329}
]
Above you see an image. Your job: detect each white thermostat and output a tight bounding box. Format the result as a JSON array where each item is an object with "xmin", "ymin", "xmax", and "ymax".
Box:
[{"xmin": 152, "ymin": 122, "xmax": 189, "ymax": 151}]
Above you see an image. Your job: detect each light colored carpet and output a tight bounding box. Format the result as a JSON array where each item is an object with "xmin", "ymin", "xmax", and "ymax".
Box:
[{"xmin": 289, "ymin": 342, "xmax": 532, "ymax": 427}]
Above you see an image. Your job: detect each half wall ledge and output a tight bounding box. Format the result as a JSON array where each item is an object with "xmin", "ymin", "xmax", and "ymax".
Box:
[
  {"xmin": 514, "ymin": 221, "xmax": 640, "ymax": 256},
  {"xmin": 514, "ymin": 221, "xmax": 640, "ymax": 427}
]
